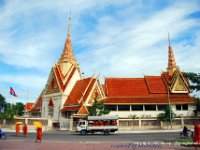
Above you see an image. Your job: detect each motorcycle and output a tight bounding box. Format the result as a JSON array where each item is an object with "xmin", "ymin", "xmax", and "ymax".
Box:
[
  {"xmin": 0, "ymin": 129, "xmax": 7, "ymax": 140},
  {"xmin": 180, "ymin": 130, "xmax": 193, "ymax": 138}
]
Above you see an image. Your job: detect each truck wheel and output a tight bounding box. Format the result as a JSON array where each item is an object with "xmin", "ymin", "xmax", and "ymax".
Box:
[
  {"xmin": 104, "ymin": 130, "xmax": 109, "ymax": 136},
  {"xmin": 80, "ymin": 130, "xmax": 86, "ymax": 136}
]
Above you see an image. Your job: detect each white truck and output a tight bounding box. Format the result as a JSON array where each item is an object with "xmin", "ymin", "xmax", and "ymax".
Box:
[{"xmin": 77, "ymin": 115, "xmax": 119, "ymax": 135}]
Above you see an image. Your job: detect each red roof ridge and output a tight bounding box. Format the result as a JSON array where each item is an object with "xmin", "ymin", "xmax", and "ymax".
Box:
[
  {"xmin": 105, "ymin": 77, "xmax": 145, "ymax": 80},
  {"xmin": 78, "ymin": 77, "xmax": 96, "ymax": 104},
  {"xmin": 54, "ymin": 66, "xmax": 77, "ymax": 91}
]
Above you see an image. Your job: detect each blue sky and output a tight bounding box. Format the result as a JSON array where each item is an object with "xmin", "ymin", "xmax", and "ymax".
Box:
[{"xmin": 0, "ymin": 0, "xmax": 199, "ymax": 104}]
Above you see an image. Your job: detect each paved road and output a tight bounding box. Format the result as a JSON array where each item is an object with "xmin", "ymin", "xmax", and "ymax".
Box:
[
  {"xmin": 0, "ymin": 131, "xmax": 194, "ymax": 150},
  {"xmin": 4, "ymin": 131, "xmax": 181, "ymax": 142}
]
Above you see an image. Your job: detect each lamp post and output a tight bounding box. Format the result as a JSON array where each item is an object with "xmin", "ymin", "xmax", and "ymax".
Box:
[{"xmin": 167, "ymin": 86, "xmax": 173, "ymax": 130}]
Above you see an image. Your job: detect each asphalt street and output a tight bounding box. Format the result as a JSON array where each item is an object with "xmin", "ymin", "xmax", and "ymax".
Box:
[
  {"xmin": 0, "ymin": 131, "xmax": 194, "ymax": 150},
  {"xmin": 3, "ymin": 131, "xmax": 182, "ymax": 142}
]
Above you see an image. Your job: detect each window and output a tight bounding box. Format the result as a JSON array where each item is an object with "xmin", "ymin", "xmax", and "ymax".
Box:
[
  {"xmin": 131, "ymin": 105, "xmax": 143, "ymax": 111},
  {"xmin": 176, "ymin": 105, "xmax": 181, "ymax": 110},
  {"xmin": 157, "ymin": 105, "xmax": 167, "ymax": 111},
  {"xmin": 105, "ymin": 105, "xmax": 117, "ymax": 111},
  {"xmin": 79, "ymin": 122, "xmax": 85, "ymax": 126},
  {"xmin": 144, "ymin": 105, "xmax": 156, "ymax": 111},
  {"xmin": 182, "ymin": 104, "xmax": 188, "ymax": 110},
  {"xmin": 118, "ymin": 105, "xmax": 130, "ymax": 111}
]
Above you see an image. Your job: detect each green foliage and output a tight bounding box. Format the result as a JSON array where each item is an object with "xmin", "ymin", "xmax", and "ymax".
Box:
[
  {"xmin": 193, "ymin": 96, "xmax": 200, "ymax": 116},
  {"xmin": 129, "ymin": 114, "xmax": 138, "ymax": 119},
  {"xmin": 14, "ymin": 102, "xmax": 24, "ymax": 116},
  {"xmin": 158, "ymin": 105, "xmax": 176, "ymax": 122},
  {"xmin": 184, "ymin": 72, "xmax": 200, "ymax": 92},
  {"xmin": 0, "ymin": 94, "xmax": 25, "ymax": 121},
  {"xmin": 88, "ymin": 98, "xmax": 110, "ymax": 116}
]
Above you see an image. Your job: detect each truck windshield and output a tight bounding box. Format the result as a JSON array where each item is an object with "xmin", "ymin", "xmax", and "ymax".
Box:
[{"xmin": 79, "ymin": 122, "xmax": 85, "ymax": 126}]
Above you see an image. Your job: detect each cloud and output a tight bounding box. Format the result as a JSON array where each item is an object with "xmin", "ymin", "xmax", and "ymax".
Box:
[{"xmin": 76, "ymin": 1, "xmax": 200, "ymax": 80}]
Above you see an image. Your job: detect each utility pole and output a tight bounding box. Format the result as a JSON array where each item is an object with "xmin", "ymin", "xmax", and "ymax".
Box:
[{"xmin": 167, "ymin": 86, "xmax": 173, "ymax": 130}]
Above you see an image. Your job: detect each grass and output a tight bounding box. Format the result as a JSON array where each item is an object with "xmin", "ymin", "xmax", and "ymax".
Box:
[{"xmin": 164, "ymin": 138, "xmax": 200, "ymax": 148}]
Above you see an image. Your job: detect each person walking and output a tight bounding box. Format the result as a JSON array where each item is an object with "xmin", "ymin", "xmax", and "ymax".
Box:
[
  {"xmin": 35, "ymin": 127, "xmax": 42, "ymax": 143},
  {"xmin": 23, "ymin": 124, "xmax": 28, "ymax": 137},
  {"xmin": 15, "ymin": 124, "xmax": 20, "ymax": 136}
]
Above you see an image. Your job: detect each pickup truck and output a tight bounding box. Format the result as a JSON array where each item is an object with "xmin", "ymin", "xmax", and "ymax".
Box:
[{"xmin": 77, "ymin": 115, "xmax": 118, "ymax": 135}]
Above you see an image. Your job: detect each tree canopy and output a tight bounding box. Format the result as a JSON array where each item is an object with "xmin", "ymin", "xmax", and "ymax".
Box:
[
  {"xmin": 184, "ymin": 72, "xmax": 200, "ymax": 92},
  {"xmin": 0, "ymin": 94, "xmax": 25, "ymax": 120},
  {"xmin": 158, "ymin": 105, "xmax": 176, "ymax": 122},
  {"xmin": 88, "ymin": 97, "xmax": 110, "ymax": 116}
]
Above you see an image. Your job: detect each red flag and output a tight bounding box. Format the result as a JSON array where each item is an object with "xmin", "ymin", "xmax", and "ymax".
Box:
[{"xmin": 10, "ymin": 87, "xmax": 17, "ymax": 97}]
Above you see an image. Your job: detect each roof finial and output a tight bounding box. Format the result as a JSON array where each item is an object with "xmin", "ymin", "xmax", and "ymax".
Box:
[
  {"xmin": 167, "ymin": 33, "xmax": 177, "ymax": 75},
  {"xmin": 67, "ymin": 10, "xmax": 71, "ymax": 37},
  {"xmin": 168, "ymin": 32, "xmax": 171, "ymax": 46}
]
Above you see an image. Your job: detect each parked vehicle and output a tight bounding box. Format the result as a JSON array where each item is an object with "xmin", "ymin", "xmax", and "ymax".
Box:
[
  {"xmin": 0, "ymin": 129, "xmax": 7, "ymax": 140},
  {"xmin": 77, "ymin": 115, "xmax": 118, "ymax": 136}
]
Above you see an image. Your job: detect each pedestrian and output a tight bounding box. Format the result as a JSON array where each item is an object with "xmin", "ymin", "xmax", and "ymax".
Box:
[
  {"xmin": 35, "ymin": 127, "xmax": 42, "ymax": 143},
  {"xmin": 23, "ymin": 123, "xmax": 28, "ymax": 137},
  {"xmin": 15, "ymin": 124, "xmax": 20, "ymax": 136}
]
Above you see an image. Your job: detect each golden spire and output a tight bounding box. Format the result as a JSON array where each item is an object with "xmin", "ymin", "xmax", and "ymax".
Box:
[
  {"xmin": 58, "ymin": 11, "xmax": 76, "ymax": 65},
  {"xmin": 167, "ymin": 33, "xmax": 177, "ymax": 75},
  {"xmin": 67, "ymin": 10, "xmax": 71, "ymax": 38}
]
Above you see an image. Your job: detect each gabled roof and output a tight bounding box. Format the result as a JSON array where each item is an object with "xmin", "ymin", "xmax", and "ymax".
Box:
[
  {"xmin": 62, "ymin": 77, "xmax": 97, "ymax": 112},
  {"xmin": 30, "ymin": 91, "xmax": 43, "ymax": 113},
  {"xmin": 104, "ymin": 74, "xmax": 193, "ymax": 104},
  {"xmin": 105, "ymin": 77, "xmax": 154, "ymax": 97},
  {"xmin": 53, "ymin": 65, "xmax": 77, "ymax": 91},
  {"xmin": 64, "ymin": 77, "xmax": 96, "ymax": 106},
  {"xmin": 24, "ymin": 103, "xmax": 34, "ymax": 112},
  {"xmin": 77, "ymin": 105, "xmax": 89, "ymax": 115},
  {"xmin": 145, "ymin": 76, "xmax": 167, "ymax": 93}
]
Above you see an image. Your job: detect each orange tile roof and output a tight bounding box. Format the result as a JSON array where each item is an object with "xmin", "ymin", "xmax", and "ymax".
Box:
[
  {"xmin": 105, "ymin": 78, "xmax": 150, "ymax": 97},
  {"xmin": 62, "ymin": 77, "xmax": 97, "ymax": 113},
  {"xmin": 61, "ymin": 105, "xmax": 80, "ymax": 112},
  {"xmin": 145, "ymin": 76, "xmax": 168, "ymax": 93},
  {"xmin": 102, "ymin": 94, "xmax": 194, "ymax": 104},
  {"xmin": 64, "ymin": 77, "xmax": 96, "ymax": 106},
  {"xmin": 30, "ymin": 91, "xmax": 43, "ymax": 112},
  {"xmin": 104, "ymin": 75, "xmax": 194, "ymax": 104},
  {"xmin": 77, "ymin": 105, "xmax": 89, "ymax": 115},
  {"xmin": 24, "ymin": 103, "xmax": 34, "ymax": 111}
]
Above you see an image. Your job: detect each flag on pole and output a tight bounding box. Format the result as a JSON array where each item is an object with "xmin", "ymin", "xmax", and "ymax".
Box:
[{"xmin": 10, "ymin": 87, "xmax": 17, "ymax": 97}]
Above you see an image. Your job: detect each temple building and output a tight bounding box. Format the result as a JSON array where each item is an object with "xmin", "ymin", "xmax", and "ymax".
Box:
[
  {"xmin": 27, "ymin": 19, "xmax": 104, "ymax": 128},
  {"xmin": 27, "ymin": 19, "xmax": 195, "ymax": 129}
]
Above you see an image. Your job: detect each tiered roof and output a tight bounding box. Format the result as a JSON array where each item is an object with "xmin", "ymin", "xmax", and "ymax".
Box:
[
  {"xmin": 102, "ymin": 42, "xmax": 194, "ymax": 105},
  {"xmin": 62, "ymin": 77, "xmax": 97, "ymax": 114}
]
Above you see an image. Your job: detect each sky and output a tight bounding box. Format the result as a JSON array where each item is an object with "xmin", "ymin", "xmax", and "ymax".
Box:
[{"xmin": 0, "ymin": 0, "xmax": 199, "ymax": 104}]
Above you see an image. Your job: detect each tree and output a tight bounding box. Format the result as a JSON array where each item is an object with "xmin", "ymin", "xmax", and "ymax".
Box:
[
  {"xmin": 193, "ymin": 96, "xmax": 200, "ymax": 116},
  {"xmin": 0, "ymin": 94, "xmax": 6, "ymax": 107},
  {"xmin": 184, "ymin": 72, "xmax": 200, "ymax": 92},
  {"xmin": 0, "ymin": 94, "xmax": 7, "ymax": 121},
  {"xmin": 88, "ymin": 98, "xmax": 110, "ymax": 116},
  {"xmin": 158, "ymin": 105, "xmax": 176, "ymax": 125},
  {"xmin": 14, "ymin": 102, "xmax": 25, "ymax": 116}
]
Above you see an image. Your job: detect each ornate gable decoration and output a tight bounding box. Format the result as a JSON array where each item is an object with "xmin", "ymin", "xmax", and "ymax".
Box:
[
  {"xmin": 171, "ymin": 74, "xmax": 189, "ymax": 93},
  {"xmin": 48, "ymin": 97, "xmax": 54, "ymax": 108},
  {"xmin": 45, "ymin": 70, "xmax": 60, "ymax": 95}
]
